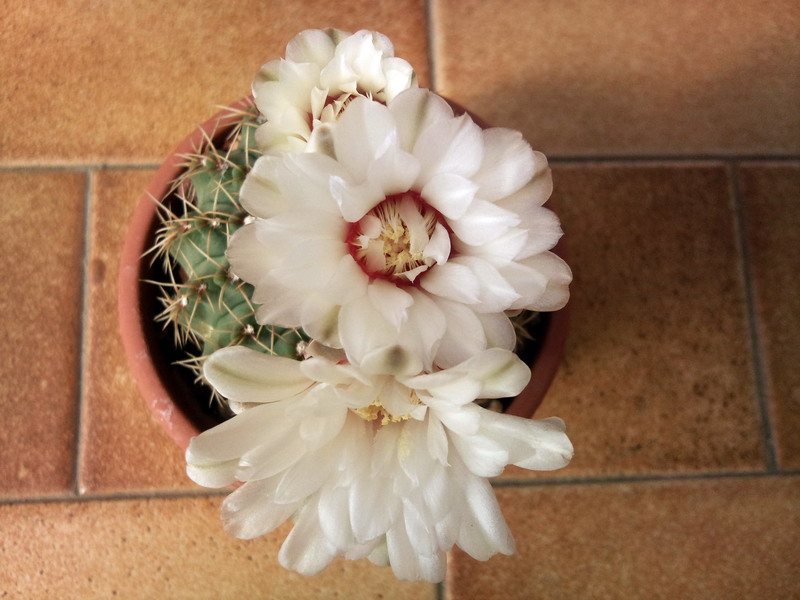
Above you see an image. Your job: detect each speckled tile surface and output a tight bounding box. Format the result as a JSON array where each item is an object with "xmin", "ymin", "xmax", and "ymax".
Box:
[
  {"xmin": 447, "ymin": 476, "xmax": 800, "ymax": 600},
  {"xmin": 0, "ymin": 171, "xmax": 86, "ymax": 497},
  {"xmin": 2, "ymin": 0, "xmax": 799, "ymax": 597},
  {"xmin": 79, "ymin": 170, "xmax": 197, "ymax": 493},
  {"xmin": 433, "ymin": 0, "xmax": 800, "ymax": 156},
  {"xmin": 739, "ymin": 164, "xmax": 800, "ymax": 469},
  {"xmin": 0, "ymin": 496, "xmax": 436, "ymax": 600},
  {"xmin": 504, "ymin": 165, "xmax": 764, "ymax": 479},
  {"xmin": 1, "ymin": 0, "xmax": 429, "ymax": 165}
]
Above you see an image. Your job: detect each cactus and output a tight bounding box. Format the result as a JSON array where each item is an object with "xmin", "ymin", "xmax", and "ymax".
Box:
[
  {"xmin": 147, "ymin": 103, "xmax": 546, "ymax": 412},
  {"xmin": 149, "ymin": 104, "xmax": 308, "ymax": 406}
]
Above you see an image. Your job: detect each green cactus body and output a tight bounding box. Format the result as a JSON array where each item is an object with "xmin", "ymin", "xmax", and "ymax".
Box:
[{"xmin": 151, "ymin": 105, "xmax": 308, "ymax": 406}]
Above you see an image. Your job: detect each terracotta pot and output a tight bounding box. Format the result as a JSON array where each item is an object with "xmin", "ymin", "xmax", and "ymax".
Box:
[{"xmin": 118, "ymin": 98, "xmax": 570, "ymax": 450}]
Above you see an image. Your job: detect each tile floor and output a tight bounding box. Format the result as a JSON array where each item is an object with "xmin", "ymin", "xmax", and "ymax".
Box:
[{"xmin": 1, "ymin": 1, "xmax": 798, "ymax": 598}]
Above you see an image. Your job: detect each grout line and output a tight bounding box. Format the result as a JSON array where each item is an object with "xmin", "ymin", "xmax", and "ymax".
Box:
[
  {"xmin": 492, "ymin": 469, "xmax": 800, "ymax": 488},
  {"xmin": 5, "ymin": 469, "xmax": 799, "ymax": 508},
  {"xmin": 436, "ymin": 580, "xmax": 446, "ymax": 600},
  {"xmin": 72, "ymin": 169, "xmax": 95, "ymax": 496},
  {"xmin": 548, "ymin": 154, "xmax": 800, "ymax": 165},
  {"xmin": 424, "ymin": 0, "xmax": 438, "ymax": 92},
  {"xmin": 0, "ymin": 163, "xmax": 161, "ymax": 172},
  {"xmin": 728, "ymin": 163, "xmax": 779, "ymax": 471},
  {"xmin": 0, "ymin": 488, "xmax": 229, "ymax": 507},
  {"xmin": 1, "ymin": 157, "xmax": 797, "ymax": 173}
]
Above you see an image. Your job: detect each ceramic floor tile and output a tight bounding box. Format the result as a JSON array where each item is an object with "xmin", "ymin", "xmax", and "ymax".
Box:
[
  {"xmin": 433, "ymin": 0, "xmax": 800, "ymax": 156},
  {"xmin": 2, "ymin": 0, "xmax": 429, "ymax": 166},
  {"xmin": 0, "ymin": 495, "xmax": 436, "ymax": 600},
  {"xmin": 0, "ymin": 171, "xmax": 86, "ymax": 497},
  {"xmin": 447, "ymin": 476, "xmax": 800, "ymax": 599},
  {"xmin": 79, "ymin": 170, "xmax": 196, "ymax": 493},
  {"xmin": 739, "ymin": 164, "xmax": 800, "ymax": 469},
  {"xmin": 505, "ymin": 166, "xmax": 764, "ymax": 479}
]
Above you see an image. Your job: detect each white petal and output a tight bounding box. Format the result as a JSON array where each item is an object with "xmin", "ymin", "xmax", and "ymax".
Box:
[
  {"xmin": 419, "ymin": 262, "xmax": 481, "ymax": 304},
  {"xmin": 495, "ymin": 152, "xmax": 553, "ymax": 213},
  {"xmin": 423, "ymin": 223, "xmax": 451, "ymax": 265},
  {"xmin": 413, "ymin": 113, "xmax": 484, "ymax": 184},
  {"xmin": 333, "ymin": 96, "xmax": 398, "ymax": 182},
  {"xmin": 426, "ymin": 415, "xmax": 450, "ymax": 465},
  {"xmin": 285, "ymin": 29, "xmax": 337, "ymax": 65},
  {"xmin": 185, "ymin": 457, "xmax": 239, "ymax": 488},
  {"xmin": 382, "ymin": 56, "xmax": 417, "ymax": 101},
  {"xmin": 360, "ymin": 345, "xmax": 423, "ymax": 377},
  {"xmin": 317, "ymin": 483, "xmax": 354, "ymax": 550},
  {"xmin": 426, "ymin": 377, "xmax": 483, "ymax": 406},
  {"xmin": 225, "ymin": 221, "xmax": 278, "ymax": 284},
  {"xmin": 464, "ymin": 227, "xmax": 528, "ymax": 262},
  {"xmin": 267, "ymin": 237, "xmax": 347, "ymax": 291},
  {"xmin": 325, "ymin": 254, "xmax": 370, "ymax": 305},
  {"xmin": 239, "ymin": 155, "xmax": 287, "ymax": 218},
  {"xmin": 502, "ymin": 251, "xmax": 572, "ymax": 311},
  {"xmin": 299, "ymin": 294, "xmax": 342, "ymax": 347},
  {"xmin": 203, "ymin": 346, "xmax": 310, "ymax": 404},
  {"xmin": 472, "ymin": 128, "xmax": 536, "ymax": 201},
  {"xmin": 388, "ymin": 88, "xmax": 454, "ymax": 152},
  {"xmin": 367, "ymin": 278, "xmax": 413, "ymax": 331},
  {"xmin": 278, "ymin": 153, "xmax": 346, "ymax": 212},
  {"xmin": 449, "ymin": 200, "xmax": 520, "ymax": 246},
  {"xmin": 452, "ymin": 256, "xmax": 520, "ymax": 312},
  {"xmin": 398, "ymin": 289, "xmax": 447, "ymax": 371},
  {"xmin": 517, "ymin": 207, "xmax": 564, "ymax": 258},
  {"xmin": 221, "ymin": 479, "xmax": 300, "ymax": 539},
  {"xmin": 274, "ymin": 446, "xmax": 335, "ymax": 504},
  {"xmin": 480, "ymin": 413, "xmax": 574, "ymax": 471},
  {"xmin": 455, "ymin": 462, "xmax": 515, "ymax": 559},
  {"xmin": 330, "ymin": 175, "xmax": 385, "ymax": 222},
  {"xmin": 366, "ymin": 139, "xmax": 420, "ymax": 195},
  {"xmin": 476, "ymin": 312, "xmax": 516, "ymax": 351},
  {"xmin": 461, "ymin": 348, "xmax": 531, "ymax": 398},
  {"xmin": 279, "ymin": 503, "xmax": 338, "ymax": 575},
  {"xmin": 338, "ymin": 293, "xmax": 396, "ymax": 366},
  {"xmin": 420, "ymin": 173, "xmax": 478, "ymax": 220},
  {"xmin": 428, "ymin": 298, "xmax": 487, "ymax": 369},
  {"xmin": 451, "ymin": 428, "xmax": 509, "ymax": 477}
]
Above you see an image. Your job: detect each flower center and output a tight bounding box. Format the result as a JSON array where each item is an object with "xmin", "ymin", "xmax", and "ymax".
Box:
[
  {"xmin": 347, "ymin": 192, "xmax": 449, "ymax": 283},
  {"xmin": 351, "ymin": 391, "xmax": 421, "ymax": 426}
]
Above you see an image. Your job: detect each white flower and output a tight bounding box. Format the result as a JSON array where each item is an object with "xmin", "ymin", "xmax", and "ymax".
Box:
[
  {"xmin": 230, "ymin": 88, "xmax": 572, "ymax": 371},
  {"xmin": 252, "ymin": 28, "xmax": 417, "ymax": 154},
  {"xmin": 186, "ymin": 344, "xmax": 573, "ymax": 582}
]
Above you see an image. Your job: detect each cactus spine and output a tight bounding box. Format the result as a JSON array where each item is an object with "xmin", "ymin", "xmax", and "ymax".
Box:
[{"xmin": 150, "ymin": 104, "xmax": 307, "ymax": 402}]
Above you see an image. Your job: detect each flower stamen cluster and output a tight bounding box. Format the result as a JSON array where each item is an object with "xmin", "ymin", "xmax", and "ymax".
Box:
[{"xmin": 348, "ymin": 193, "xmax": 445, "ymax": 282}]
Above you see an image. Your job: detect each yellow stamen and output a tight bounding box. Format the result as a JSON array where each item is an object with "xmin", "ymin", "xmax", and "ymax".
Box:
[{"xmin": 351, "ymin": 392, "xmax": 421, "ymax": 426}]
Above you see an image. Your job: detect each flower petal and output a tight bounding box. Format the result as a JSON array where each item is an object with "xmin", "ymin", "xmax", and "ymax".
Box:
[
  {"xmin": 420, "ymin": 172, "xmax": 479, "ymax": 220},
  {"xmin": 285, "ymin": 29, "xmax": 337, "ymax": 65},
  {"xmin": 222, "ymin": 478, "xmax": 301, "ymax": 539},
  {"xmin": 448, "ymin": 200, "xmax": 520, "ymax": 246},
  {"xmin": 388, "ymin": 88, "xmax": 454, "ymax": 153},
  {"xmin": 279, "ymin": 503, "xmax": 338, "ymax": 575},
  {"xmin": 413, "ymin": 113, "xmax": 484, "ymax": 183},
  {"xmin": 471, "ymin": 128, "xmax": 536, "ymax": 201},
  {"xmin": 500, "ymin": 251, "xmax": 572, "ymax": 311},
  {"xmin": 333, "ymin": 96, "xmax": 398, "ymax": 182},
  {"xmin": 461, "ymin": 348, "xmax": 531, "ymax": 398},
  {"xmin": 419, "ymin": 262, "xmax": 481, "ymax": 304},
  {"xmin": 367, "ymin": 277, "xmax": 413, "ymax": 331},
  {"xmin": 203, "ymin": 346, "xmax": 310, "ymax": 404},
  {"xmin": 480, "ymin": 414, "xmax": 574, "ymax": 471}
]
